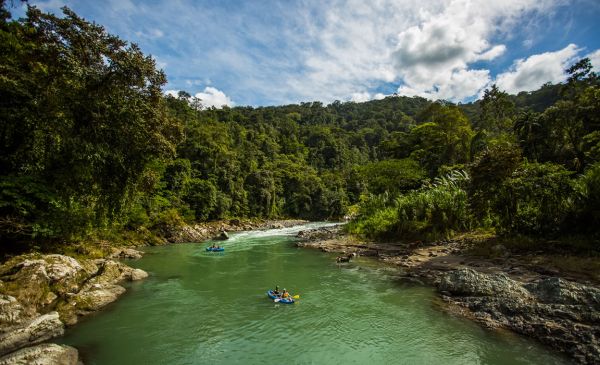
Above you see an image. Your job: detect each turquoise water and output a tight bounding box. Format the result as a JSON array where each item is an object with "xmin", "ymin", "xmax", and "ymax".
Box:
[{"xmin": 59, "ymin": 223, "xmax": 569, "ymax": 364}]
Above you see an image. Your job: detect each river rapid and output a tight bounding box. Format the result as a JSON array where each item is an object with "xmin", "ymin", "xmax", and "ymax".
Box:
[{"xmin": 59, "ymin": 223, "xmax": 569, "ymax": 364}]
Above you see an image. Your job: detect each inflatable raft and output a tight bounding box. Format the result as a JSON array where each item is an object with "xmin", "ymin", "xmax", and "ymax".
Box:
[
  {"xmin": 206, "ymin": 247, "xmax": 225, "ymax": 252},
  {"xmin": 267, "ymin": 290, "xmax": 294, "ymax": 304}
]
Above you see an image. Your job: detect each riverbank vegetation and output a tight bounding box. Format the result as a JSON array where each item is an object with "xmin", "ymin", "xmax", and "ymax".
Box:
[{"xmin": 1, "ymin": 3, "xmax": 599, "ymax": 255}]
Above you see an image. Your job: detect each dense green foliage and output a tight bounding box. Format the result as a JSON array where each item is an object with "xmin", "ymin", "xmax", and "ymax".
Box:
[
  {"xmin": 0, "ymin": 4, "xmax": 181, "ymax": 244},
  {"xmin": 1, "ymin": 3, "xmax": 599, "ymax": 251},
  {"xmin": 351, "ymin": 59, "xmax": 600, "ymax": 241}
]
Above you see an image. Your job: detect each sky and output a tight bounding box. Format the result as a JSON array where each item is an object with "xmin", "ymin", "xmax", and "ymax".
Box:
[{"xmin": 10, "ymin": 0, "xmax": 600, "ymax": 108}]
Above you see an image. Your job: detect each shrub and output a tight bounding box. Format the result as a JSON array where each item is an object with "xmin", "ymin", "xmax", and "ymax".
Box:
[
  {"xmin": 494, "ymin": 162, "xmax": 576, "ymax": 235},
  {"xmin": 349, "ymin": 170, "xmax": 471, "ymax": 241}
]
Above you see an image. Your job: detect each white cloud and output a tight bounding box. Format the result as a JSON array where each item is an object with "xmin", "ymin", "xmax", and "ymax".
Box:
[
  {"xmin": 495, "ymin": 44, "xmax": 580, "ymax": 94},
  {"xmin": 27, "ymin": 0, "xmax": 575, "ymax": 105},
  {"xmin": 135, "ymin": 29, "xmax": 164, "ymax": 39},
  {"xmin": 281, "ymin": 0, "xmax": 564, "ymax": 103},
  {"xmin": 165, "ymin": 89, "xmax": 179, "ymax": 98},
  {"xmin": 588, "ymin": 49, "xmax": 600, "ymax": 71},
  {"xmin": 350, "ymin": 92, "xmax": 386, "ymax": 103},
  {"xmin": 164, "ymin": 87, "xmax": 234, "ymax": 109},
  {"xmin": 479, "ymin": 45, "xmax": 507, "ymax": 61},
  {"xmin": 391, "ymin": 0, "xmax": 561, "ymax": 101},
  {"xmin": 193, "ymin": 87, "xmax": 233, "ymax": 109},
  {"xmin": 350, "ymin": 92, "xmax": 371, "ymax": 103}
]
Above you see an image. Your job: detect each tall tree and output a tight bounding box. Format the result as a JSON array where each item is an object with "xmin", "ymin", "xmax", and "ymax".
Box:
[{"xmin": 0, "ymin": 4, "xmax": 182, "ymax": 241}]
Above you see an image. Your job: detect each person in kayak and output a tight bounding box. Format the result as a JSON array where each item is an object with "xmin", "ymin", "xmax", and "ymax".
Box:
[
  {"xmin": 281, "ymin": 289, "xmax": 290, "ymax": 299},
  {"xmin": 273, "ymin": 285, "xmax": 280, "ymax": 296}
]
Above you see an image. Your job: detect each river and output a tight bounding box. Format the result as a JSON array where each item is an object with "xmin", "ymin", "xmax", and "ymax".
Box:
[{"xmin": 59, "ymin": 223, "xmax": 569, "ymax": 364}]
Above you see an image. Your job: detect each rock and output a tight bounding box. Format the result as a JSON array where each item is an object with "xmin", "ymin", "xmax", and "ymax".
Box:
[
  {"xmin": 128, "ymin": 269, "xmax": 148, "ymax": 281},
  {"xmin": 0, "ymin": 253, "xmax": 149, "ymax": 356},
  {"xmin": 0, "ymin": 255, "xmax": 96, "ymax": 317},
  {"xmin": 295, "ymin": 225, "xmax": 342, "ymax": 241},
  {"xmin": 57, "ymin": 284, "xmax": 126, "ymax": 326},
  {"xmin": 438, "ymin": 268, "xmax": 533, "ymax": 299},
  {"xmin": 0, "ymin": 343, "xmax": 79, "ymax": 365},
  {"xmin": 0, "ymin": 312, "xmax": 64, "ymax": 356},
  {"xmin": 214, "ymin": 231, "xmax": 229, "ymax": 240},
  {"xmin": 110, "ymin": 248, "xmax": 143, "ymax": 260},
  {"xmin": 0, "ymin": 295, "xmax": 24, "ymax": 328},
  {"xmin": 524, "ymin": 277, "xmax": 600, "ymax": 308},
  {"xmin": 55, "ymin": 259, "xmax": 140, "ymax": 325},
  {"xmin": 438, "ymin": 269, "xmax": 600, "ymax": 364}
]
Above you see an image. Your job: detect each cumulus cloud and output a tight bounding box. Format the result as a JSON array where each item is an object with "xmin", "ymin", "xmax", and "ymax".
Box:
[
  {"xmin": 495, "ymin": 44, "xmax": 580, "ymax": 94},
  {"xmin": 194, "ymin": 87, "xmax": 234, "ymax": 108},
  {"xmin": 164, "ymin": 87, "xmax": 234, "ymax": 109},
  {"xmin": 588, "ymin": 49, "xmax": 600, "ymax": 71},
  {"xmin": 30, "ymin": 0, "xmax": 582, "ymax": 104},
  {"xmin": 391, "ymin": 0, "xmax": 560, "ymax": 101},
  {"xmin": 283, "ymin": 0, "xmax": 563, "ymax": 103},
  {"xmin": 350, "ymin": 92, "xmax": 386, "ymax": 103}
]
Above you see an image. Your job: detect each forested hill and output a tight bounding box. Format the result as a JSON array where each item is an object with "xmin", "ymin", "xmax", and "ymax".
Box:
[{"xmin": 1, "ymin": 4, "xmax": 598, "ymax": 251}]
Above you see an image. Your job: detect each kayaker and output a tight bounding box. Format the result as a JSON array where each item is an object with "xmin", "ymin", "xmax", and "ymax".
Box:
[
  {"xmin": 281, "ymin": 289, "xmax": 290, "ymax": 299},
  {"xmin": 273, "ymin": 285, "xmax": 280, "ymax": 296}
]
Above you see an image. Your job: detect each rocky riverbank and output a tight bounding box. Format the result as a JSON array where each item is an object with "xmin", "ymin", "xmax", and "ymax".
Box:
[
  {"xmin": 0, "ymin": 219, "xmax": 308, "ymax": 364},
  {"xmin": 153, "ymin": 218, "xmax": 308, "ymax": 244},
  {"xmin": 0, "ymin": 253, "xmax": 148, "ymax": 364},
  {"xmin": 296, "ymin": 225, "xmax": 600, "ymax": 364}
]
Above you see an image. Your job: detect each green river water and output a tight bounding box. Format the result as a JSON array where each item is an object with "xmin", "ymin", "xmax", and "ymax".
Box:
[{"xmin": 59, "ymin": 223, "xmax": 570, "ymax": 364}]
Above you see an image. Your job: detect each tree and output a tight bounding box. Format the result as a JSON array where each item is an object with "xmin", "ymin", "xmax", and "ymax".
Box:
[
  {"xmin": 0, "ymin": 5, "xmax": 182, "ymax": 242},
  {"xmin": 359, "ymin": 159, "xmax": 426, "ymax": 195},
  {"xmin": 478, "ymin": 84, "xmax": 515, "ymax": 134},
  {"xmin": 405, "ymin": 103, "xmax": 473, "ymax": 175}
]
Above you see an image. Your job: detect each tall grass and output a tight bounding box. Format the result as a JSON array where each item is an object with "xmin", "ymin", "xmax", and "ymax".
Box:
[{"xmin": 348, "ymin": 170, "xmax": 471, "ymax": 241}]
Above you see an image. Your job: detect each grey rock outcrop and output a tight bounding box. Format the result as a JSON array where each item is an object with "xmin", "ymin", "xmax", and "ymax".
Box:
[
  {"xmin": 438, "ymin": 268, "xmax": 533, "ymax": 299},
  {"xmin": 438, "ymin": 268, "xmax": 600, "ymax": 364},
  {"xmin": 0, "ymin": 253, "xmax": 148, "ymax": 361},
  {"xmin": 0, "ymin": 295, "xmax": 24, "ymax": 328},
  {"xmin": 0, "ymin": 344, "xmax": 79, "ymax": 365},
  {"xmin": 109, "ymin": 247, "xmax": 143, "ymax": 260},
  {"xmin": 0, "ymin": 312, "xmax": 64, "ymax": 356}
]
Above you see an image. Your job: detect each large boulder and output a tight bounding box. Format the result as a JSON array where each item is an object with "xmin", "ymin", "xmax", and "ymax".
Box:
[
  {"xmin": 214, "ymin": 231, "xmax": 229, "ymax": 240},
  {"xmin": 0, "ymin": 312, "xmax": 64, "ymax": 356},
  {"xmin": 0, "ymin": 253, "xmax": 149, "ymax": 352},
  {"xmin": 438, "ymin": 269, "xmax": 600, "ymax": 364},
  {"xmin": 438, "ymin": 268, "xmax": 533, "ymax": 299},
  {"xmin": 0, "ymin": 295, "xmax": 25, "ymax": 328},
  {"xmin": 55, "ymin": 259, "xmax": 147, "ymax": 325},
  {"xmin": 0, "ymin": 255, "xmax": 97, "ymax": 317},
  {"xmin": 0, "ymin": 344, "xmax": 79, "ymax": 365},
  {"xmin": 524, "ymin": 277, "xmax": 600, "ymax": 308}
]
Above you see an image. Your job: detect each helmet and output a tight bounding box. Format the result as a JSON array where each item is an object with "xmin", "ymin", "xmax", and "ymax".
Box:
[{"xmin": 283, "ymin": 288, "xmax": 287, "ymax": 291}]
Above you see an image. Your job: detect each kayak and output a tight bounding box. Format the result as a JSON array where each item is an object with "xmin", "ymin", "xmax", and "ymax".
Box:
[
  {"xmin": 267, "ymin": 290, "xmax": 294, "ymax": 304},
  {"xmin": 206, "ymin": 247, "xmax": 224, "ymax": 252}
]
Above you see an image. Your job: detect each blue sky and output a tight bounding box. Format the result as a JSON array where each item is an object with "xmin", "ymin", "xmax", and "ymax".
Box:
[{"xmin": 10, "ymin": 0, "xmax": 600, "ymax": 107}]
